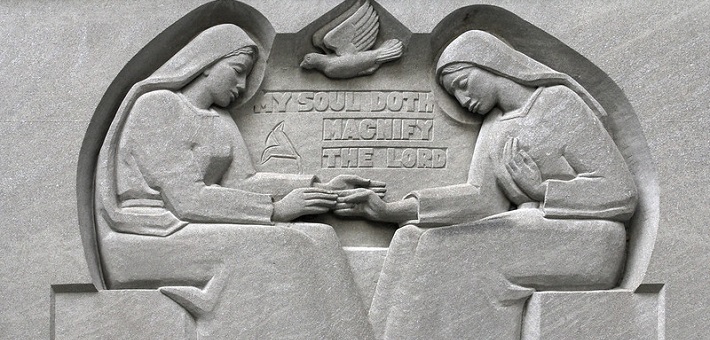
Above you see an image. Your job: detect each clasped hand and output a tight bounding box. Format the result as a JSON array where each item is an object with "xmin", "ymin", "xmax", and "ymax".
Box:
[
  {"xmin": 272, "ymin": 174, "xmax": 386, "ymax": 222},
  {"xmin": 503, "ymin": 137, "xmax": 546, "ymax": 201},
  {"xmin": 332, "ymin": 188, "xmax": 418, "ymax": 224},
  {"xmin": 332, "ymin": 188, "xmax": 389, "ymax": 221}
]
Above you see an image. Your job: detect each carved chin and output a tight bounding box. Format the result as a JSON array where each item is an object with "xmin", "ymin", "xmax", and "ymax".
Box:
[{"xmin": 214, "ymin": 97, "xmax": 230, "ymax": 108}]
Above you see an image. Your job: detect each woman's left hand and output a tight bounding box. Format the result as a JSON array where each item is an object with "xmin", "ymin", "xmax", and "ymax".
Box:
[{"xmin": 504, "ymin": 137, "xmax": 546, "ymax": 201}]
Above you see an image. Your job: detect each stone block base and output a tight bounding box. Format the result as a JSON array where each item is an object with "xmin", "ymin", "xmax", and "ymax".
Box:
[
  {"xmin": 522, "ymin": 285, "xmax": 665, "ymax": 340},
  {"xmin": 52, "ymin": 285, "xmax": 195, "ymax": 339},
  {"xmin": 52, "ymin": 281, "xmax": 664, "ymax": 339}
]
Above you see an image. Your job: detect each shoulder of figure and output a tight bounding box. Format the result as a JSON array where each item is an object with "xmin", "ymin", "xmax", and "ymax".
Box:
[
  {"xmin": 541, "ymin": 85, "xmax": 581, "ymax": 102},
  {"xmin": 537, "ymin": 85, "xmax": 592, "ymax": 115},
  {"xmin": 130, "ymin": 89, "xmax": 186, "ymax": 121},
  {"xmin": 133, "ymin": 89, "xmax": 181, "ymax": 111}
]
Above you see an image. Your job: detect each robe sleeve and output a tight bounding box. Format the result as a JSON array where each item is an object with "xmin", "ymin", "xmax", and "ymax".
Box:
[
  {"xmin": 538, "ymin": 87, "xmax": 637, "ymax": 221},
  {"xmin": 405, "ymin": 111, "xmax": 512, "ymax": 227},
  {"xmin": 407, "ymin": 181, "xmax": 512, "ymax": 227},
  {"xmin": 232, "ymin": 172, "xmax": 316, "ymax": 200},
  {"xmin": 405, "ymin": 184, "xmax": 482, "ymax": 227},
  {"xmin": 125, "ymin": 91, "xmax": 274, "ymax": 225}
]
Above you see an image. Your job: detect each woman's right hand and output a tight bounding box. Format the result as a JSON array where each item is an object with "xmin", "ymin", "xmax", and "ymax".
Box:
[
  {"xmin": 272, "ymin": 187, "xmax": 338, "ymax": 222},
  {"xmin": 503, "ymin": 137, "xmax": 546, "ymax": 201}
]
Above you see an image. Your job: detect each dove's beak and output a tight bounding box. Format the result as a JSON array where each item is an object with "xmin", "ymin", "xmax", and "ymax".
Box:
[{"xmin": 299, "ymin": 59, "xmax": 307, "ymax": 68}]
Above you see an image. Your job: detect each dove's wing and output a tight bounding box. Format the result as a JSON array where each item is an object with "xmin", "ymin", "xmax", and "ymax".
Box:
[
  {"xmin": 323, "ymin": 1, "xmax": 379, "ymax": 56},
  {"xmin": 312, "ymin": 0, "xmax": 363, "ymax": 53}
]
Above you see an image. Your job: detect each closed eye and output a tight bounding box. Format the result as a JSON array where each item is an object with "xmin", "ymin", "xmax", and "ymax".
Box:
[
  {"xmin": 230, "ymin": 60, "xmax": 247, "ymax": 74},
  {"xmin": 457, "ymin": 77, "xmax": 468, "ymax": 88},
  {"xmin": 445, "ymin": 74, "xmax": 467, "ymax": 95}
]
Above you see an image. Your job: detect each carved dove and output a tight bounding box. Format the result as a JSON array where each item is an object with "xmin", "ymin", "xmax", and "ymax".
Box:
[{"xmin": 300, "ymin": 1, "xmax": 403, "ymax": 79}]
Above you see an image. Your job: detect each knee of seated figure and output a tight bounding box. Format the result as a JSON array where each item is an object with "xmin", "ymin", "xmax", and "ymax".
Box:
[
  {"xmin": 285, "ymin": 222, "xmax": 339, "ymax": 243},
  {"xmin": 393, "ymin": 224, "xmax": 425, "ymax": 242},
  {"xmin": 479, "ymin": 206, "xmax": 544, "ymax": 223}
]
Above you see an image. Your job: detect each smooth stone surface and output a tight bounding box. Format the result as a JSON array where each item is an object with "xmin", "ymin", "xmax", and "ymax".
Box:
[
  {"xmin": 53, "ymin": 288, "xmax": 195, "ymax": 339},
  {"xmin": 521, "ymin": 287, "xmax": 664, "ymax": 340},
  {"xmin": 344, "ymin": 247, "xmax": 389, "ymax": 308}
]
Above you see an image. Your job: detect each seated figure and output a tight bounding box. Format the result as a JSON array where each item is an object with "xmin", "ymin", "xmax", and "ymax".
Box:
[
  {"xmin": 336, "ymin": 30, "xmax": 638, "ymax": 339},
  {"xmin": 94, "ymin": 24, "xmax": 379, "ymax": 339}
]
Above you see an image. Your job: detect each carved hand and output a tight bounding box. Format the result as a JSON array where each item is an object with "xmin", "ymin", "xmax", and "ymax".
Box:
[
  {"xmin": 334, "ymin": 188, "xmax": 418, "ymax": 224},
  {"xmin": 272, "ymin": 187, "xmax": 337, "ymax": 222},
  {"xmin": 503, "ymin": 137, "xmax": 546, "ymax": 201},
  {"xmin": 316, "ymin": 174, "xmax": 386, "ymax": 197},
  {"xmin": 333, "ymin": 188, "xmax": 389, "ymax": 221}
]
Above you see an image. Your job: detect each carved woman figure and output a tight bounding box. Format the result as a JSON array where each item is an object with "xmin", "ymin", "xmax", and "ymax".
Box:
[
  {"xmin": 94, "ymin": 24, "xmax": 374, "ymax": 339},
  {"xmin": 99, "ymin": 24, "xmax": 380, "ymax": 237},
  {"xmin": 336, "ymin": 30, "xmax": 638, "ymax": 339}
]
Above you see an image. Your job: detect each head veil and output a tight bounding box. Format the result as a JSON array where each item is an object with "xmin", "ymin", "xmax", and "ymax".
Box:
[
  {"xmin": 436, "ymin": 30, "xmax": 607, "ymax": 124},
  {"xmin": 95, "ymin": 24, "xmax": 259, "ymax": 239}
]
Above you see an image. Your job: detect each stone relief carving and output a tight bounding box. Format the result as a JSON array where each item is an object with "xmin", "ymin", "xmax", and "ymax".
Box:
[
  {"xmin": 335, "ymin": 30, "xmax": 638, "ymax": 339},
  {"xmin": 94, "ymin": 23, "xmax": 383, "ymax": 338},
  {"xmin": 75, "ymin": 2, "xmax": 660, "ymax": 339},
  {"xmin": 300, "ymin": 0, "xmax": 404, "ymax": 78},
  {"xmin": 97, "ymin": 24, "xmax": 383, "ymax": 234}
]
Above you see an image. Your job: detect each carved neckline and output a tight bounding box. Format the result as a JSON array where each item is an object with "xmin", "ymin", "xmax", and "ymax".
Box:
[
  {"xmin": 498, "ymin": 87, "xmax": 543, "ymax": 121},
  {"xmin": 177, "ymin": 91, "xmax": 220, "ymax": 117}
]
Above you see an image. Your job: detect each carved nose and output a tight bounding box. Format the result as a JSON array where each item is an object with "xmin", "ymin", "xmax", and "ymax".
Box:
[
  {"xmin": 235, "ymin": 83, "xmax": 246, "ymax": 93},
  {"xmin": 454, "ymin": 91, "xmax": 469, "ymax": 106}
]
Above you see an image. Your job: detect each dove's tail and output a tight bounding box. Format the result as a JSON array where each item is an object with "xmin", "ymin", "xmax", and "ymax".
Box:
[{"xmin": 376, "ymin": 39, "xmax": 403, "ymax": 63}]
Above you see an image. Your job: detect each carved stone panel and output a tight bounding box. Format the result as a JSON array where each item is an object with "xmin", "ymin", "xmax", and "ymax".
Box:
[{"xmin": 63, "ymin": 1, "xmax": 663, "ymax": 339}]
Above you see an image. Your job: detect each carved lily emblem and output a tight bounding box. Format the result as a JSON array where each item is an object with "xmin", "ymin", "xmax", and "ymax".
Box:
[{"xmin": 260, "ymin": 121, "xmax": 302, "ymax": 171}]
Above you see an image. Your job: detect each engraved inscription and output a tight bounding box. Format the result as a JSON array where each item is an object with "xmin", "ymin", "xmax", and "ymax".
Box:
[
  {"xmin": 253, "ymin": 90, "xmax": 446, "ymax": 169},
  {"xmin": 320, "ymin": 115, "xmax": 446, "ymax": 168},
  {"xmin": 253, "ymin": 91, "xmax": 435, "ymax": 113},
  {"xmin": 321, "ymin": 147, "xmax": 447, "ymax": 168},
  {"xmin": 322, "ymin": 118, "xmax": 433, "ymax": 141}
]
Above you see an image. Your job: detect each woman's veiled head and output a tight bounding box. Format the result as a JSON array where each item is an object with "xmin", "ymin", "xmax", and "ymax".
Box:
[
  {"xmin": 117, "ymin": 24, "xmax": 263, "ymax": 110},
  {"xmin": 436, "ymin": 30, "xmax": 560, "ymax": 88},
  {"xmin": 195, "ymin": 46, "xmax": 256, "ymax": 107},
  {"xmin": 149, "ymin": 24, "xmax": 258, "ymax": 89},
  {"xmin": 435, "ymin": 30, "xmax": 608, "ymax": 120},
  {"xmin": 439, "ymin": 63, "xmax": 503, "ymax": 115}
]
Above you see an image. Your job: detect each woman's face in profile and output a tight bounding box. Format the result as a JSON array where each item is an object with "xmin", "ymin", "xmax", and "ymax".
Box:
[
  {"xmin": 205, "ymin": 54, "xmax": 254, "ymax": 108},
  {"xmin": 441, "ymin": 66, "xmax": 499, "ymax": 116}
]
